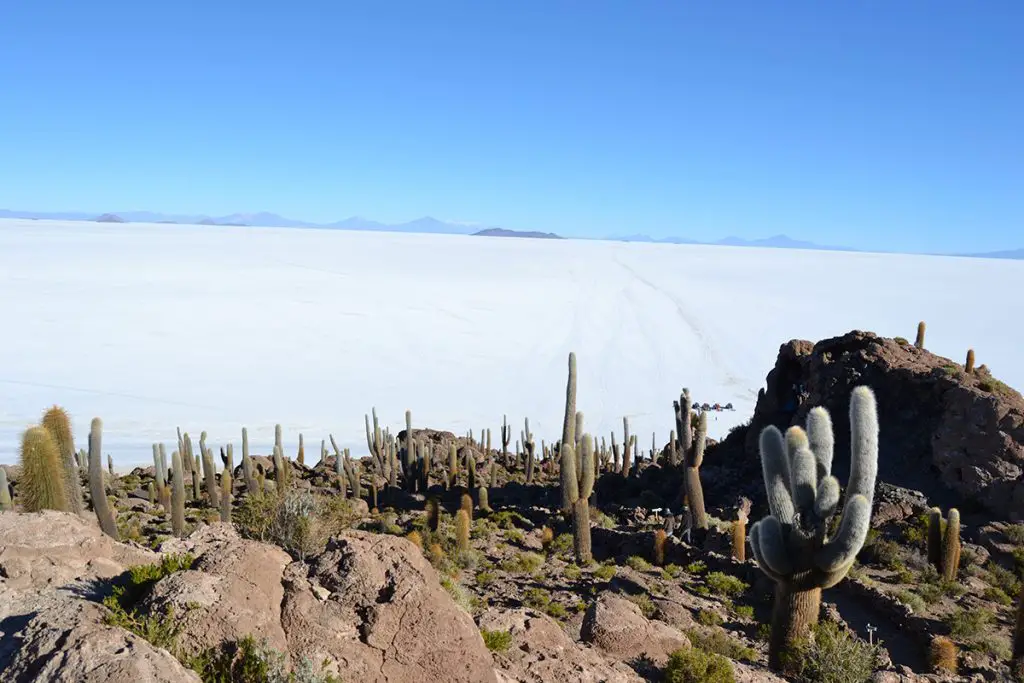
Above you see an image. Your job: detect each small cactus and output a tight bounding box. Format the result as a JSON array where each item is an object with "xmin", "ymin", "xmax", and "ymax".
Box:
[
  {"xmin": 478, "ymin": 486, "xmax": 490, "ymax": 512},
  {"xmin": 88, "ymin": 419, "xmax": 119, "ymax": 540},
  {"xmin": 966, "ymin": 349, "xmax": 975, "ymax": 374},
  {"xmin": 0, "ymin": 468, "xmax": 12, "ymax": 511},
  {"xmin": 18, "ymin": 426, "xmax": 68, "ymax": 512},
  {"xmin": 501, "ymin": 415, "xmax": 511, "ymax": 468},
  {"xmin": 622, "ymin": 417, "xmax": 633, "ymax": 478},
  {"xmin": 219, "ymin": 467, "xmax": 232, "ymax": 523},
  {"xmin": 426, "ymin": 497, "xmax": 441, "ymax": 533},
  {"xmin": 455, "ymin": 509, "xmax": 471, "ymax": 553},
  {"xmin": 732, "ymin": 512, "xmax": 747, "ymax": 562},
  {"xmin": 927, "ymin": 507, "xmax": 960, "ymax": 581},
  {"xmin": 297, "ymin": 433, "xmax": 305, "ymax": 467},
  {"xmin": 42, "ymin": 406, "xmax": 85, "ymax": 517},
  {"xmin": 448, "ymin": 443, "xmax": 458, "ymax": 488},
  {"xmin": 654, "ymin": 528, "xmax": 667, "ymax": 566},
  {"xmin": 915, "ymin": 321, "xmax": 926, "ymax": 349},
  {"xmin": 929, "ymin": 635, "xmax": 957, "ymax": 674},
  {"xmin": 560, "ymin": 443, "xmax": 579, "ymax": 512},
  {"xmin": 460, "ymin": 491, "xmax": 474, "ymax": 523}
]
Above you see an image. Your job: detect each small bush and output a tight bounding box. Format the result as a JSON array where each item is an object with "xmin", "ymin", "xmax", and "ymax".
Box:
[
  {"xmin": 928, "ymin": 636, "xmax": 957, "ymax": 674},
  {"xmin": 481, "ymin": 629, "xmax": 512, "ymax": 652},
  {"xmin": 686, "ymin": 629, "xmax": 756, "ymax": 662},
  {"xmin": 985, "ymin": 561, "xmax": 1021, "ymax": 596},
  {"xmin": 235, "ymin": 491, "xmax": 360, "ymax": 560},
  {"xmin": 663, "ymin": 563, "xmax": 681, "ymax": 578},
  {"xmin": 546, "ymin": 602, "xmax": 568, "ymax": 619},
  {"xmin": 685, "ymin": 560, "xmax": 706, "ymax": 575},
  {"xmin": 895, "ymin": 590, "xmax": 926, "ymax": 612},
  {"xmin": 476, "ymin": 570, "xmax": 497, "ymax": 587},
  {"xmin": 626, "ymin": 555, "xmax": 652, "ymax": 572},
  {"xmin": 564, "ymin": 564, "xmax": 582, "ymax": 580},
  {"xmin": 524, "ymin": 588, "xmax": 550, "ymax": 610},
  {"xmin": 629, "ymin": 593, "xmax": 657, "ymax": 618},
  {"xmin": 500, "ymin": 551, "xmax": 544, "ymax": 574},
  {"xmin": 593, "ymin": 563, "xmax": 617, "ymax": 581},
  {"xmin": 790, "ymin": 621, "xmax": 883, "ymax": 683},
  {"xmin": 705, "ymin": 572, "xmax": 748, "ymax": 598},
  {"xmin": 696, "ymin": 609, "xmax": 723, "ymax": 627},
  {"xmin": 1006, "ymin": 525, "xmax": 1024, "ymax": 545},
  {"xmin": 663, "ymin": 647, "xmax": 735, "ymax": 683},
  {"xmin": 733, "ymin": 604, "xmax": 754, "ymax": 620},
  {"xmin": 948, "ymin": 606, "xmax": 995, "ymax": 641},
  {"xmin": 984, "ymin": 586, "xmax": 1013, "ymax": 606}
]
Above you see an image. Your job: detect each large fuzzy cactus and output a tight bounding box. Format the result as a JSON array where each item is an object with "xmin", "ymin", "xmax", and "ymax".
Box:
[
  {"xmin": 561, "ymin": 352, "xmax": 577, "ymax": 452},
  {"xmin": 42, "ymin": 406, "xmax": 85, "ymax": 516},
  {"xmin": 560, "ymin": 443, "xmax": 579, "ymax": 512},
  {"xmin": 750, "ymin": 386, "xmax": 878, "ymax": 671},
  {"xmin": 684, "ymin": 409, "xmax": 709, "ymax": 531},
  {"xmin": 88, "ymin": 418, "xmax": 119, "ymax": 540},
  {"xmin": 19, "ymin": 426, "xmax": 68, "ymax": 512},
  {"xmin": 927, "ymin": 507, "xmax": 961, "ymax": 581}
]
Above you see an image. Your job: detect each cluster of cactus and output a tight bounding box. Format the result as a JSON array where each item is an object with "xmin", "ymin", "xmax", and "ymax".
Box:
[
  {"xmin": 749, "ymin": 386, "xmax": 878, "ymax": 672},
  {"xmin": 927, "ymin": 507, "xmax": 960, "ymax": 582}
]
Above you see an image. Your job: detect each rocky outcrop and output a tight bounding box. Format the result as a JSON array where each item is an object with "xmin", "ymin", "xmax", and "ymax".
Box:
[
  {"xmin": 146, "ymin": 524, "xmax": 292, "ymax": 655},
  {"xmin": 280, "ymin": 531, "xmax": 497, "ymax": 683},
  {"xmin": 580, "ymin": 594, "xmax": 690, "ymax": 667},
  {"xmin": 478, "ymin": 608, "xmax": 642, "ymax": 683},
  {"xmin": 707, "ymin": 330, "xmax": 1024, "ymax": 521}
]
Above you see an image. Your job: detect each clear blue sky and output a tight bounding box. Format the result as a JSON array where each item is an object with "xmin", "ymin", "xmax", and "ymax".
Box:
[{"xmin": 1, "ymin": 1, "xmax": 1021, "ymax": 253}]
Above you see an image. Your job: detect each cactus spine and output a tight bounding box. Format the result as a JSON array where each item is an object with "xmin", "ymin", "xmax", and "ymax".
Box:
[
  {"xmin": 19, "ymin": 426, "xmax": 68, "ymax": 512},
  {"xmin": 42, "ymin": 406, "xmax": 84, "ymax": 516},
  {"xmin": 749, "ymin": 386, "xmax": 878, "ymax": 672},
  {"xmin": 88, "ymin": 419, "xmax": 119, "ymax": 540},
  {"xmin": 171, "ymin": 450, "xmax": 186, "ymax": 537},
  {"xmin": 915, "ymin": 321, "xmax": 926, "ymax": 349},
  {"xmin": 684, "ymin": 409, "xmax": 709, "ymax": 530}
]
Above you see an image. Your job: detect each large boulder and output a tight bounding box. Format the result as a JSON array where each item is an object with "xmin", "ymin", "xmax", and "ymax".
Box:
[
  {"xmin": 580, "ymin": 594, "xmax": 690, "ymax": 666},
  {"xmin": 479, "ymin": 607, "xmax": 642, "ymax": 683},
  {"xmin": 0, "ymin": 597, "xmax": 200, "ymax": 682},
  {"xmin": 280, "ymin": 530, "xmax": 497, "ymax": 683},
  {"xmin": 146, "ymin": 523, "xmax": 291, "ymax": 655},
  {"xmin": 707, "ymin": 330, "xmax": 1024, "ymax": 521},
  {"xmin": 0, "ymin": 510, "xmax": 158, "ymax": 597}
]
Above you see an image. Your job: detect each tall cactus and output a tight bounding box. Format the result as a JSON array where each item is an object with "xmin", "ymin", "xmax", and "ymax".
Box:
[
  {"xmin": 622, "ymin": 417, "xmax": 633, "ymax": 478},
  {"xmin": 578, "ymin": 435, "xmax": 595, "ymax": 503},
  {"xmin": 684, "ymin": 410, "xmax": 709, "ymax": 530},
  {"xmin": 522, "ymin": 419, "xmax": 536, "ymax": 484},
  {"xmin": 572, "ymin": 498, "xmax": 592, "ymax": 564},
  {"xmin": 501, "ymin": 415, "xmax": 511, "ymax": 468},
  {"xmin": 673, "ymin": 389, "xmax": 693, "ymax": 467},
  {"xmin": 42, "ymin": 406, "xmax": 84, "ymax": 516},
  {"xmin": 171, "ymin": 450, "xmax": 186, "ymax": 537},
  {"xmin": 19, "ymin": 426, "xmax": 68, "ymax": 512},
  {"xmin": 928, "ymin": 507, "xmax": 961, "ymax": 581},
  {"xmin": 965, "ymin": 349, "xmax": 975, "ymax": 374},
  {"xmin": 561, "ymin": 352, "xmax": 577, "ymax": 453},
  {"xmin": 448, "ymin": 443, "xmax": 458, "ymax": 489},
  {"xmin": 915, "ymin": 321, "xmax": 926, "ymax": 349},
  {"xmin": 749, "ymin": 386, "xmax": 878, "ymax": 672},
  {"xmin": 88, "ymin": 419, "xmax": 119, "ymax": 540},
  {"xmin": 220, "ymin": 467, "xmax": 232, "ymax": 523}
]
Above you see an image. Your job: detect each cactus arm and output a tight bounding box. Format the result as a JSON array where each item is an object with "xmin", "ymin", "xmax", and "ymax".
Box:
[
  {"xmin": 846, "ymin": 386, "xmax": 879, "ymax": 507},
  {"xmin": 789, "ymin": 445, "xmax": 817, "ymax": 512},
  {"xmin": 759, "ymin": 426, "xmax": 795, "ymax": 525},
  {"xmin": 814, "ymin": 494, "xmax": 871, "ymax": 572},
  {"xmin": 806, "ymin": 407, "xmax": 834, "ymax": 481},
  {"xmin": 814, "ymin": 476, "xmax": 840, "ymax": 520},
  {"xmin": 757, "ymin": 515, "xmax": 795, "ymax": 575}
]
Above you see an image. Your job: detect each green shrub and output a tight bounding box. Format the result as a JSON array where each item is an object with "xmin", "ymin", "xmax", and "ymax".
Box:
[
  {"xmin": 948, "ymin": 607, "xmax": 996, "ymax": 641},
  {"xmin": 733, "ymin": 604, "xmax": 754, "ymax": 620},
  {"xmin": 546, "ymin": 602, "xmax": 568, "ymax": 619},
  {"xmin": 663, "ymin": 563, "xmax": 681, "ymax": 578},
  {"xmin": 684, "ymin": 560, "xmax": 706, "ymax": 575},
  {"xmin": 896, "ymin": 590, "xmax": 926, "ymax": 612},
  {"xmin": 564, "ymin": 563, "xmax": 582, "ymax": 580},
  {"xmin": 188, "ymin": 635, "xmax": 340, "ymax": 682},
  {"xmin": 593, "ymin": 563, "xmax": 617, "ymax": 581},
  {"xmin": 663, "ymin": 647, "xmax": 735, "ymax": 683},
  {"xmin": 524, "ymin": 588, "xmax": 550, "ymax": 610},
  {"xmin": 704, "ymin": 572, "xmax": 748, "ymax": 598},
  {"xmin": 686, "ymin": 628, "xmax": 757, "ymax": 662},
  {"xmin": 629, "ymin": 593, "xmax": 657, "ymax": 618},
  {"xmin": 790, "ymin": 621, "xmax": 883, "ymax": 683},
  {"xmin": 985, "ymin": 586, "xmax": 1013, "ymax": 606},
  {"xmin": 500, "ymin": 551, "xmax": 544, "ymax": 574},
  {"xmin": 235, "ymin": 491, "xmax": 359, "ymax": 560},
  {"xmin": 985, "ymin": 562, "xmax": 1021, "ymax": 596},
  {"xmin": 476, "ymin": 570, "xmax": 497, "ymax": 587},
  {"xmin": 696, "ymin": 609, "xmax": 724, "ymax": 627},
  {"xmin": 626, "ymin": 555, "xmax": 652, "ymax": 572},
  {"xmin": 481, "ymin": 629, "xmax": 512, "ymax": 652}
]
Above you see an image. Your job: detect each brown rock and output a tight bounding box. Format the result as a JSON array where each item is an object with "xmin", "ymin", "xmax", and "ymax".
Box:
[
  {"xmin": 0, "ymin": 597, "xmax": 200, "ymax": 682},
  {"xmin": 478, "ymin": 608, "xmax": 642, "ymax": 683},
  {"xmin": 580, "ymin": 594, "xmax": 690, "ymax": 666},
  {"xmin": 146, "ymin": 523, "xmax": 291, "ymax": 655},
  {"xmin": 280, "ymin": 530, "xmax": 497, "ymax": 683}
]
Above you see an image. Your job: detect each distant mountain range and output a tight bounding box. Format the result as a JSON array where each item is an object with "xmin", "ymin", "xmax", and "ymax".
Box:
[{"xmin": 2, "ymin": 208, "xmax": 1021, "ymax": 258}]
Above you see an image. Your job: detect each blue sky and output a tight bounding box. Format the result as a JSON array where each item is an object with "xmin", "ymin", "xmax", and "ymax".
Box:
[{"xmin": 1, "ymin": 1, "xmax": 1021, "ymax": 253}]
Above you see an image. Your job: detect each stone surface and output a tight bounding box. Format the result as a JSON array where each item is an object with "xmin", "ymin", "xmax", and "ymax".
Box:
[{"xmin": 580, "ymin": 594, "xmax": 690, "ymax": 666}]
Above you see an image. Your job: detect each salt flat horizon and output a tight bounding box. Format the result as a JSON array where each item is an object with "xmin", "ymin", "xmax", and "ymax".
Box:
[{"xmin": 2, "ymin": 217, "xmax": 1022, "ymax": 469}]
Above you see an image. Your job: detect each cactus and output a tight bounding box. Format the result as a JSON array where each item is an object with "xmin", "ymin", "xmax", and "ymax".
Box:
[
  {"xmin": 273, "ymin": 445, "xmax": 287, "ymax": 490},
  {"xmin": 88, "ymin": 419, "xmax": 119, "ymax": 540},
  {"xmin": 1013, "ymin": 584, "xmax": 1024, "ymax": 667},
  {"xmin": 465, "ymin": 448, "xmax": 477, "ymax": 491},
  {"xmin": 0, "ymin": 468, "xmax": 12, "ymax": 511},
  {"xmin": 455, "ymin": 509, "xmax": 471, "ymax": 553},
  {"xmin": 460, "ymin": 491, "xmax": 474, "ymax": 523},
  {"xmin": 192, "ymin": 461, "xmax": 201, "ymax": 500},
  {"xmin": 478, "ymin": 486, "xmax": 490, "ymax": 512},
  {"xmin": 18, "ymin": 426, "xmax": 68, "ymax": 512},
  {"xmin": 684, "ymin": 410, "xmax": 709, "ymax": 530},
  {"xmin": 404, "ymin": 410, "xmax": 415, "ymax": 491},
  {"xmin": 572, "ymin": 498, "xmax": 592, "ymax": 564},
  {"xmin": 501, "ymin": 415, "xmax": 511, "ymax": 468},
  {"xmin": 578, "ymin": 435, "xmax": 595, "ymax": 502},
  {"xmin": 427, "ymin": 497, "xmax": 441, "ymax": 533},
  {"xmin": 448, "ymin": 443, "xmax": 458, "ymax": 488},
  {"xmin": 107, "ymin": 454, "xmax": 114, "ymax": 477},
  {"xmin": 654, "ymin": 528, "xmax": 667, "ymax": 566},
  {"xmin": 522, "ymin": 419, "xmax": 536, "ymax": 484},
  {"xmin": 622, "ymin": 417, "xmax": 633, "ymax": 478},
  {"xmin": 220, "ymin": 467, "xmax": 232, "ymax": 523},
  {"xmin": 297, "ymin": 433, "xmax": 305, "ymax": 467},
  {"xmin": 733, "ymin": 512, "xmax": 747, "ymax": 562},
  {"xmin": 929, "ymin": 635, "xmax": 957, "ymax": 674},
  {"xmin": 915, "ymin": 321, "xmax": 926, "ymax": 349},
  {"xmin": 420, "ymin": 442, "xmax": 432, "ymax": 492},
  {"xmin": 42, "ymin": 406, "xmax": 85, "ymax": 516},
  {"xmin": 928, "ymin": 507, "xmax": 961, "ymax": 581},
  {"xmin": 749, "ymin": 386, "xmax": 878, "ymax": 672},
  {"xmin": 152, "ymin": 444, "xmax": 166, "ymax": 494},
  {"xmin": 966, "ymin": 349, "xmax": 975, "ymax": 374},
  {"xmin": 275, "ymin": 423, "xmax": 282, "ymax": 452},
  {"xmin": 561, "ymin": 352, "xmax": 577, "ymax": 453},
  {"xmin": 673, "ymin": 389, "xmax": 693, "ymax": 468},
  {"xmin": 364, "ymin": 409, "xmax": 386, "ymax": 474},
  {"xmin": 560, "ymin": 443, "xmax": 579, "ymax": 512},
  {"xmin": 148, "ymin": 481, "xmax": 156, "ymax": 505},
  {"xmin": 203, "ymin": 449, "xmax": 219, "ymax": 508},
  {"xmin": 171, "ymin": 450, "xmax": 186, "ymax": 537}
]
